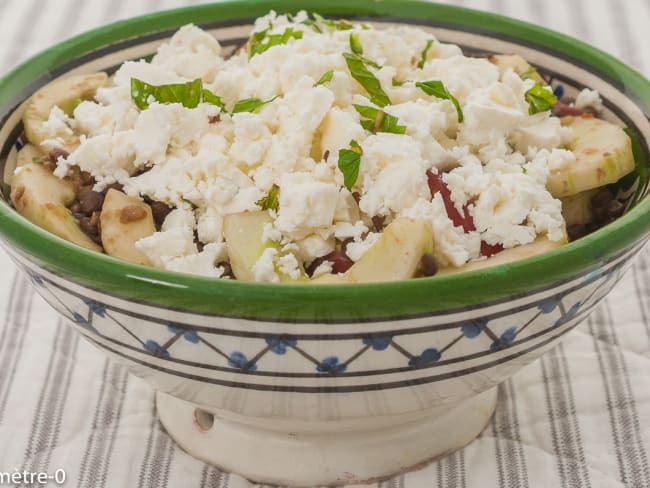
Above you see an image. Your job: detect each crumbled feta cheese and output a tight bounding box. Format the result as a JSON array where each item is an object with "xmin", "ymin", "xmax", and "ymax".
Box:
[
  {"xmin": 295, "ymin": 234, "xmax": 335, "ymax": 262},
  {"xmin": 277, "ymin": 252, "xmax": 302, "ymax": 280},
  {"xmin": 152, "ymin": 24, "xmax": 223, "ymax": 82},
  {"xmin": 57, "ymin": 132, "xmax": 136, "ymax": 186},
  {"xmin": 311, "ymin": 261, "xmax": 334, "ymax": 277},
  {"xmin": 360, "ymin": 161, "xmax": 430, "ymax": 217},
  {"xmin": 511, "ymin": 113, "xmax": 572, "ymax": 152},
  {"xmin": 135, "ymin": 226, "xmax": 197, "ymax": 267},
  {"xmin": 252, "ymin": 247, "xmax": 280, "ymax": 283},
  {"xmin": 161, "ymin": 242, "xmax": 228, "ymax": 278},
  {"xmin": 575, "ymin": 88, "xmax": 603, "ymax": 113},
  {"xmin": 162, "ymin": 207, "xmax": 196, "ymax": 231},
  {"xmin": 346, "ymin": 232, "xmax": 381, "ymax": 262},
  {"xmin": 402, "ymin": 196, "xmax": 481, "ymax": 267},
  {"xmin": 333, "ymin": 220, "xmax": 368, "ymax": 241},
  {"xmin": 275, "ymin": 172, "xmax": 340, "ymax": 239},
  {"xmin": 42, "ymin": 106, "xmax": 74, "ymax": 138}
]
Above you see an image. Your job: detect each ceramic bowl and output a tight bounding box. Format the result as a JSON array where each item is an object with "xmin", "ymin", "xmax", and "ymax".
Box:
[{"xmin": 0, "ymin": 1, "xmax": 649, "ymax": 486}]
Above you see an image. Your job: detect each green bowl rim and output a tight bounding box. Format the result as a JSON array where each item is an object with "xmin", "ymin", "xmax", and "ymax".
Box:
[{"xmin": 0, "ymin": 0, "xmax": 648, "ymax": 321}]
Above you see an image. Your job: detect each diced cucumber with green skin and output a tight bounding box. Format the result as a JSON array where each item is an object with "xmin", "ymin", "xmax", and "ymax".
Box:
[
  {"xmin": 548, "ymin": 117, "xmax": 635, "ymax": 198},
  {"xmin": 23, "ymin": 72, "xmax": 108, "ymax": 152},
  {"xmin": 560, "ymin": 188, "xmax": 597, "ymax": 226},
  {"xmin": 100, "ymin": 189, "xmax": 156, "ymax": 265},
  {"xmin": 314, "ymin": 218, "xmax": 434, "ymax": 284},
  {"xmin": 10, "ymin": 163, "xmax": 102, "ymax": 252},
  {"xmin": 223, "ymin": 211, "xmax": 306, "ymax": 282},
  {"xmin": 437, "ymin": 233, "xmax": 567, "ymax": 277}
]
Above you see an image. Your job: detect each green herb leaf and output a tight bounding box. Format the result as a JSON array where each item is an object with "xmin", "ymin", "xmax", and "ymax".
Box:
[
  {"xmin": 524, "ymin": 84, "xmax": 557, "ymax": 115},
  {"xmin": 415, "ymin": 80, "xmax": 464, "ymax": 123},
  {"xmin": 130, "ymin": 78, "xmax": 203, "ymax": 110},
  {"xmin": 32, "ymin": 156, "xmax": 43, "ymax": 164},
  {"xmin": 301, "ymin": 19, "xmax": 322, "ymax": 33},
  {"xmin": 338, "ymin": 140, "xmax": 363, "ymax": 191},
  {"xmin": 247, "ymin": 27, "xmax": 303, "ymax": 58},
  {"xmin": 256, "ymin": 184, "xmax": 280, "ymax": 211},
  {"xmin": 343, "ymin": 53, "xmax": 391, "ymax": 107},
  {"xmin": 349, "ymin": 32, "xmax": 363, "ymax": 55},
  {"xmin": 392, "ymin": 78, "xmax": 408, "ymax": 87},
  {"xmin": 201, "ymin": 89, "xmax": 226, "ymax": 111},
  {"xmin": 313, "ymin": 13, "xmax": 354, "ymax": 31},
  {"xmin": 315, "ymin": 69, "xmax": 334, "ymax": 86},
  {"xmin": 353, "ymin": 104, "xmax": 406, "ymax": 134},
  {"xmin": 520, "ymin": 66, "xmax": 545, "ymax": 85},
  {"xmin": 130, "ymin": 78, "xmax": 228, "ymax": 113},
  {"xmin": 232, "ymin": 96, "xmax": 277, "ymax": 114},
  {"xmin": 417, "ymin": 39, "xmax": 434, "ymax": 69}
]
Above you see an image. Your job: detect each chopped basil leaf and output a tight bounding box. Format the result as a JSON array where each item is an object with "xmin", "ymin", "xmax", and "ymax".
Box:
[
  {"xmin": 524, "ymin": 84, "xmax": 557, "ymax": 115},
  {"xmin": 343, "ymin": 53, "xmax": 391, "ymax": 107},
  {"xmin": 313, "ymin": 13, "xmax": 354, "ymax": 31},
  {"xmin": 415, "ymin": 80, "xmax": 464, "ymax": 123},
  {"xmin": 338, "ymin": 140, "xmax": 363, "ymax": 191},
  {"xmin": 131, "ymin": 78, "xmax": 203, "ymax": 110},
  {"xmin": 520, "ymin": 66, "xmax": 545, "ymax": 85},
  {"xmin": 32, "ymin": 156, "xmax": 43, "ymax": 164},
  {"xmin": 392, "ymin": 78, "xmax": 408, "ymax": 87},
  {"xmin": 232, "ymin": 96, "xmax": 277, "ymax": 114},
  {"xmin": 315, "ymin": 70, "xmax": 334, "ymax": 86},
  {"xmin": 130, "ymin": 78, "xmax": 227, "ymax": 112},
  {"xmin": 201, "ymin": 89, "xmax": 226, "ymax": 111},
  {"xmin": 417, "ymin": 39, "xmax": 434, "ymax": 68},
  {"xmin": 247, "ymin": 27, "xmax": 303, "ymax": 58},
  {"xmin": 301, "ymin": 19, "xmax": 322, "ymax": 33},
  {"xmin": 256, "ymin": 184, "xmax": 280, "ymax": 211},
  {"xmin": 353, "ymin": 104, "xmax": 406, "ymax": 134},
  {"xmin": 349, "ymin": 32, "xmax": 363, "ymax": 55}
]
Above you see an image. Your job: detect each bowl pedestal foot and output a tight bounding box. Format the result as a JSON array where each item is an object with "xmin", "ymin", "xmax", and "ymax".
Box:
[{"xmin": 156, "ymin": 387, "xmax": 497, "ymax": 486}]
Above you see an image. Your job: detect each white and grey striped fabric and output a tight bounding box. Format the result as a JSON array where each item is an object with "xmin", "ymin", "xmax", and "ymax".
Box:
[{"xmin": 0, "ymin": 0, "xmax": 649, "ymax": 487}]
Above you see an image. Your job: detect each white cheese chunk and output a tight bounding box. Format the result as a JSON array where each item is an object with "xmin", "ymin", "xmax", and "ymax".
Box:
[{"xmin": 275, "ymin": 172, "xmax": 339, "ymax": 239}]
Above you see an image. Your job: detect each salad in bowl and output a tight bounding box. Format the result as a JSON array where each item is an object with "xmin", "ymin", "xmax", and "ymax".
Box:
[{"xmin": 8, "ymin": 11, "xmax": 639, "ymax": 284}]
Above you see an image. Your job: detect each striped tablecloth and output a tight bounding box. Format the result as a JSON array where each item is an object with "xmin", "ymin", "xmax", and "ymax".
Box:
[{"xmin": 0, "ymin": 1, "xmax": 649, "ymax": 487}]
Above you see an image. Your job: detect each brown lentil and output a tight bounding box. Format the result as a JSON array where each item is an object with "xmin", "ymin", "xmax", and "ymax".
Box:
[
  {"xmin": 119, "ymin": 205, "xmax": 147, "ymax": 224},
  {"xmin": 416, "ymin": 253, "xmax": 438, "ymax": 277}
]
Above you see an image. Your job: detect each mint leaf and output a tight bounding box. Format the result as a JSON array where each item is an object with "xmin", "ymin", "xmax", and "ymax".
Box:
[
  {"xmin": 131, "ymin": 78, "xmax": 203, "ymax": 110},
  {"xmin": 301, "ymin": 19, "xmax": 322, "ymax": 33},
  {"xmin": 415, "ymin": 80, "xmax": 464, "ymax": 123},
  {"xmin": 247, "ymin": 27, "xmax": 303, "ymax": 57},
  {"xmin": 417, "ymin": 39, "xmax": 434, "ymax": 68},
  {"xmin": 349, "ymin": 32, "xmax": 363, "ymax": 55},
  {"xmin": 256, "ymin": 184, "xmax": 280, "ymax": 211},
  {"xmin": 130, "ymin": 78, "xmax": 229, "ymax": 113},
  {"xmin": 343, "ymin": 53, "xmax": 391, "ymax": 107},
  {"xmin": 313, "ymin": 13, "xmax": 353, "ymax": 31},
  {"xmin": 353, "ymin": 104, "xmax": 406, "ymax": 134},
  {"xmin": 232, "ymin": 96, "xmax": 277, "ymax": 114},
  {"xmin": 201, "ymin": 89, "xmax": 226, "ymax": 111},
  {"xmin": 524, "ymin": 84, "xmax": 557, "ymax": 115},
  {"xmin": 315, "ymin": 69, "xmax": 334, "ymax": 86},
  {"xmin": 338, "ymin": 140, "xmax": 362, "ymax": 191},
  {"xmin": 520, "ymin": 66, "xmax": 546, "ymax": 85}
]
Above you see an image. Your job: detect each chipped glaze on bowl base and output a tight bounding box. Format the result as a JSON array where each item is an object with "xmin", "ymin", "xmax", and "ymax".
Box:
[{"xmin": 156, "ymin": 388, "xmax": 498, "ymax": 486}]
